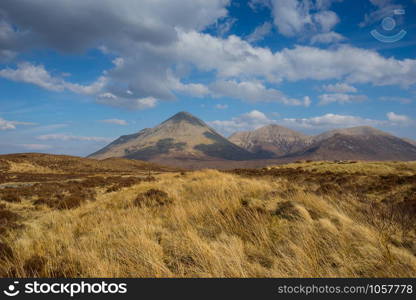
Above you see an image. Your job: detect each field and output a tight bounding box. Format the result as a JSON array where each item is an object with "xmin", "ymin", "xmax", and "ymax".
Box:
[{"xmin": 0, "ymin": 154, "xmax": 415, "ymax": 277}]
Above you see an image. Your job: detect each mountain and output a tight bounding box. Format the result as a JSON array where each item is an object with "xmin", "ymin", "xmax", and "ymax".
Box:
[
  {"xmin": 312, "ymin": 126, "xmax": 391, "ymax": 142},
  {"xmin": 89, "ymin": 112, "xmax": 257, "ymax": 162},
  {"xmin": 229, "ymin": 124, "xmax": 312, "ymax": 157},
  {"xmin": 403, "ymin": 138, "xmax": 416, "ymax": 147},
  {"xmin": 285, "ymin": 126, "xmax": 416, "ymax": 161}
]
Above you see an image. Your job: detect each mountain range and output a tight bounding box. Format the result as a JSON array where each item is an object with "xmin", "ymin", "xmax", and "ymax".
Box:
[{"xmin": 89, "ymin": 111, "xmax": 416, "ymax": 168}]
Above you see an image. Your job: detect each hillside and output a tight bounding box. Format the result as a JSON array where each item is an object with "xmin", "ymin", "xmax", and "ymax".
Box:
[
  {"xmin": 0, "ymin": 161, "xmax": 415, "ymax": 277},
  {"xmin": 229, "ymin": 124, "xmax": 312, "ymax": 157},
  {"xmin": 231, "ymin": 125, "xmax": 416, "ymax": 163},
  {"xmin": 0, "ymin": 153, "xmax": 175, "ymax": 174},
  {"xmin": 286, "ymin": 127, "xmax": 416, "ymax": 161}
]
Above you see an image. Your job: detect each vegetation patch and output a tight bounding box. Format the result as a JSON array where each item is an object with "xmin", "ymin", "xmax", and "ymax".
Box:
[{"xmin": 133, "ymin": 189, "xmax": 173, "ymax": 208}]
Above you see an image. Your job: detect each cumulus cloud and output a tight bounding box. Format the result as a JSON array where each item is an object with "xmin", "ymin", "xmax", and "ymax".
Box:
[
  {"xmin": 215, "ymin": 104, "xmax": 228, "ymax": 109},
  {"xmin": 216, "ymin": 17, "xmax": 238, "ymax": 37},
  {"xmin": 282, "ymin": 112, "xmax": 414, "ymax": 128},
  {"xmin": 379, "ymin": 96, "xmax": 412, "ymax": 104},
  {"xmin": 37, "ymin": 134, "xmax": 112, "ymax": 143},
  {"xmin": 318, "ymin": 93, "xmax": 367, "ymax": 105},
  {"xmin": 97, "ymin": 93, "xmax": 157, "ymax": 110},
  {"xmin": 211, "ymin": 109, "xmax": 415, "ymax": 135},
  {"xmin": 386, "ymin": 112, "xmax": 413, "ymax": 125},
  {"xmin": 0, "ymin": 117, "xmax": 35, "ymax": 130},
  {"xmin": 1, "ymin": 0, "xmax": 416, "ymax": 111},
  {"xmin": 310, "ymin": 31, "xmax": 345, "ymax": 44},
  {"xmin": 210, "ymin": 110, "xmax": 275, "ymax": 134},
  {"xmin": 322, "ymin": 82, "xmax": 357, "ymax": 93},
  {"xmin": 269, "ymin": 0, "xmax": 343, "ymax": 42},
  {"xmin": 210, "ymin": 80, "xmax": 311, "ymax": 106},
  {"xmin": 246, "ymin": 22, "xmax": 273, "ymax": 43},
  {"xmin": 177, "ymin": 32, "xmax": 416, "ymax": 87},
  {"xmin": 100, "ymin": 119, "xmax": 128, "ymax": 126},
  {"xmin": 281, "ymin": 113, "xmax": 381, "ymax": 129},
  {"xmin": 0, "ymin": 62, "xmax": 107, "ymax": 95}
]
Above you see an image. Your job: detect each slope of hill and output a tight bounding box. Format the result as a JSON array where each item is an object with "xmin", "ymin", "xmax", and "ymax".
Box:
[
  {"xmin": 286, "ymin": 128, "xmax": 416, "ymax": 161},
  {"xmin": 229, "ymin": 124, "xmax": 312, "ymax": 157},
  {"xmin": 313, "ymin": 126, "xmax": 391, "ymax": 142},
  {"xmin": 0, "ymin": 153, "xmax": 174, "ymax": 174},
  {"xmin": 403, "ymin": 138, "xmax": 416, "ymax": 147},
  {"xmin": 89, "ymin": 112, "xmax": 258, "ymax": 162},
  {"xmin": 231, "ymin": 125, "xmax": 416, "ymax": 162},
  {"xmin": 1, "ymin": 161, "xmax": 415, "ymax": 277}
]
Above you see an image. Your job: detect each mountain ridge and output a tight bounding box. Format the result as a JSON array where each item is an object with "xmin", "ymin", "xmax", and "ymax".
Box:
[{"xmin": 89, "ymin": 112, "xmax": 416, "ymax": 167}]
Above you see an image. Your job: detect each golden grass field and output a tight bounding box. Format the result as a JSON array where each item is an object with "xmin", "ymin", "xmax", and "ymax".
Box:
[{"xmin": 0, "ymin": 154, "xmax": 415, "ymax": 277}]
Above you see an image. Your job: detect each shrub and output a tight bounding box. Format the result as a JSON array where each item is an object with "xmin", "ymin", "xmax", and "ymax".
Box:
[
  {"xmin": 0, "ymin": 242, "xmax": 13, "ymax": 260},
  {"xmin": 23, "ymin": 255, "xmax": 47, "ymax": 276},
  {"xmin": 133, "ymin": 189, "xmax": 173, "ymax": 208}
]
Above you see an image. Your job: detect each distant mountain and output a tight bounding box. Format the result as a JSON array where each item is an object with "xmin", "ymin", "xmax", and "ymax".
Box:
[
  {"xmin": 229, "ymin": 124, "xmax": 312, "ymax": 157},
  {"xmin": 285, "ymin": 126, "xmax": 416, "ymax": 161},
  {"xmin": 403, "ymin": 138, "xmax": 416, "ymax": 147},
  {"xmin": 89, "ymin": 112, "xmax": 257, "ymax": 161},
  {"xmin": 89, "ymin": 113, "xmax": 416, "ymax": 168},
  {"xmin": 312, "ymin": 126, "xmax": 390, "ymax": 142}
]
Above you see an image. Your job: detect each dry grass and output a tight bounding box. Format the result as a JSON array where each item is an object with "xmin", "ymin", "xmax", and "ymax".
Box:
[{"xmin": 0, "ymin": 161, "xmax": 415, "ymax": 278}]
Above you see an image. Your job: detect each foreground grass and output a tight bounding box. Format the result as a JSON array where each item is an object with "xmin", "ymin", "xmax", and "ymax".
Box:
[{"xmin": 1, "ymin": 162, "xmax": 415, "ymax": 278}]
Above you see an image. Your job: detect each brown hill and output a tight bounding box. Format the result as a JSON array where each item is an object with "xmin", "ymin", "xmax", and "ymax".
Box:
[
  {"xmin": 229, "ymin": 124, "xmax": 312, "ymax": 157},
  {"xmin": 285, "ymin": 127, "xmax": 416, "ymax": 161},
  {"xmin": 0, "ymin": 153, "xmax": 174, "ymax": 174},
  {"xmin": 89, "ymin": 112, "xmax": 258, "ymax": 162}
]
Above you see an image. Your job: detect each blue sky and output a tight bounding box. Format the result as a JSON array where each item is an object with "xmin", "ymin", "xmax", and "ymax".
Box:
[{"xmin": 0, "ymin": 0, "xmax": 415, "ymax": 156}]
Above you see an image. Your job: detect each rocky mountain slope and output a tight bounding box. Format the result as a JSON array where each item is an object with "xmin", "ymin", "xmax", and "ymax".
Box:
[
  {"xmin": 89, "ymin": 112, "xmax": 257, "ymax": 161},
  {"xmin": 229, "ymin": 124, "xmax": 312, "ymax": 157},
  {"xmin": 285, "ymin": 126, "xmax": 416, "ymax": 161}
]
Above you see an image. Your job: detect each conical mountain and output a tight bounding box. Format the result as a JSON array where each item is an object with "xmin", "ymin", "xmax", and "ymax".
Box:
[
  {"xmin": 229, "ymin": 124, "xmax": 312, "ymax": 157},
  {"xmin": 89, "ymin": 112, "xmax": 257, "ymax": 161}
]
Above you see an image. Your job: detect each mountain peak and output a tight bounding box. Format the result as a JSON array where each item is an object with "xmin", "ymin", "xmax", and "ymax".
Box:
[
  {"xmin": 163, "ymin": 111, "xmax": 206, "ymax": 127},
  {"xmin": 89, "ymin": 111, "xmax": 256, "ymax": 161},
  {"xmin": 315, "ymin": 126, "xmax": 390, "ymax": 142}
]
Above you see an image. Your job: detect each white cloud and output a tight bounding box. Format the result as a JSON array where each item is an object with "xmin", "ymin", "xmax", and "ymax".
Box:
[
  {"xmin": 379, "ymin": 96, "xmax": 412, "ymax": 104},
  {"xmin": 215, "ymin": 104, "xmax": 228, "ymax": 109},
  {"xmin": 318, "ymin": 93, "xmax": 367, "ymax": 105},
  {"xmin": 248, "ymin": 0, "xmax": 272, "ymax": 11},
  {"xmin": 210, "ymin": 109, "xmax": 415, "ymax": 135},
  {"xmin": 386, "ymin": 112, "xmax": 413, "ymax": 125},
  {"xmin": 310, "ymin": 31, "xmax": 345, "ymax": 44},
  {"xmin": 210, "ymin": 80, "xmax": 311, "ymax": 106},
  {"xmin": 246, "ymin": 22, "xmax": 273, "ymax": 43},
  {"xmin": 270, "ymin": 0, "xmax": 342, "ymax": 41},
  {"xmin": 322, "ymin": 82, "xmax": 357, "ymax": 93},
  {"xmin": 37, "ymin": 134, "xmax": 112, "ymax": 143},
  {"xmin": 1, "ymin": 0, "xmax": 416, "ymax": 111},
  {"xmin": 216, "ymin": 17, "xmax": 237, "ymax": 37},
  {"xmin": 281, "ymin": 113, "xmax": 381, "ymax": 129},
  {"xmin": 100, "ymin": 119, "xmax": 128, "ymax": 126},
  {"xmin": 97, "ymin": 93, "xmax": 157, "ymax": 110},
  {"xmin": 0, "ymin": 117, "xmax": 36, "ymax": 130},
  {"xmin": 0, "ymin": 62, "xmax": 107, "ymax": 95},
  {"xmin": 169, "ymin": 75, "xmax": 210, "ymax": 97},
  {"xmin": 177, "ymin": 32, "xmax": 416, "ymax": 87},
  {"xmin": 210, "ymin": 110, "xmax": 276, "ymax": 134}
]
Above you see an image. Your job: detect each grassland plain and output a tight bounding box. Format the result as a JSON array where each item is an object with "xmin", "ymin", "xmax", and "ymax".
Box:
[{"xmin": 0, "ymin": 154, "xmax": 415, "ymax": 277}]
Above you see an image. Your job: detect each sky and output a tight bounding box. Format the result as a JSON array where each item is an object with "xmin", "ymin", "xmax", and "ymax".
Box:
[{"xmin": 0, "ymin": 0, "xmax": 415, "ymax": 156}]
